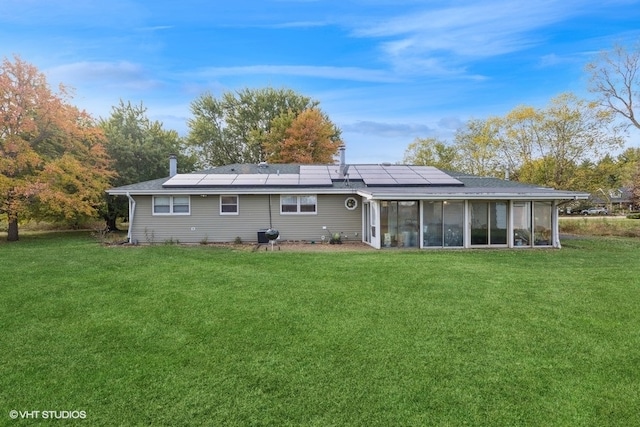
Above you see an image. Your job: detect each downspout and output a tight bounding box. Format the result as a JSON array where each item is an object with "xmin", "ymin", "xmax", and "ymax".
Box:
[
  {"xmin": 555, "ymin": 198, "xmax": 577, "ymax": 249},
  {"xmin": 126, "ymin": 192, "xmax": 136, "ymax": 243}
]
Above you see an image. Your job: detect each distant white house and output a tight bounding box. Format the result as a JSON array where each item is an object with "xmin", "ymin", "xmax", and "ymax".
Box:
[{"xmin": 107, "ymin": 154, "xmax": 588, "ymax": 249}]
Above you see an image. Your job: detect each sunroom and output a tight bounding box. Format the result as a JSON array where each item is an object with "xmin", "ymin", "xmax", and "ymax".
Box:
[{"xmin": 359, "ymin": 193, "xmax": 567, "ymax": 249}]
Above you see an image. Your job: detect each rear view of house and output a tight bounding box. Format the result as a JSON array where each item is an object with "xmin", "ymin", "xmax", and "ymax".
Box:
[{"xmin": 107, "ymin": 155, "xmax": 588, "ymax": 249}]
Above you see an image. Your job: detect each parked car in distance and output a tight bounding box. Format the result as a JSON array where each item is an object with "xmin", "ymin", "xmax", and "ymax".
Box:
[{"xmin": 581, "ymin": 207, "xmax": 608, "ymax": 215}]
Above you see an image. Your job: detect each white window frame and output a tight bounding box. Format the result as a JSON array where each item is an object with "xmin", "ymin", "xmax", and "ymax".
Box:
[
  {"xmin": 152, "ymin": 195, "xmax": 191, "ymax": 215},
  {"xmin": 280, "ymin": 195, "xmax": 317, "ymax": 215},
  {"xmin": 220, "ymin": 195, "xmax": 239, "ymax": 215}
]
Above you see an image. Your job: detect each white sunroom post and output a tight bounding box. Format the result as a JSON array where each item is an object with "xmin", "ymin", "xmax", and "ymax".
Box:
[
  {"xmin": 361, "ymin": 200, "xmax": 366, "ymax": 244},
  {"xmin": 463, "ymin": 200, "xmax": 470, "ymax": 248},
  {"xmin": 419, "ymin": 200, "xmax": 424, "ymax": 249},
  {"xmin": 508, "ymin": 200, "xmax": 514, "ymax": 248},
  {"xmin": 553, "ymin": 200, "xmax": 561, "ymax": 249},
  {"xmin": 371, "ymin": 201, "xmax": 381, "ymax": 249}
]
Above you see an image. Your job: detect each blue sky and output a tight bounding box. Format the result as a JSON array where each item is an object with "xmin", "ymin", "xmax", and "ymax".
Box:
[{"xmin": 2, "ymin": 0, "xmax": 640, "ymax": 163}]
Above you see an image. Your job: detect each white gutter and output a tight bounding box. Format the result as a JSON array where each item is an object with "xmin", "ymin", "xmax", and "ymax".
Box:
[
  {"xmin": 356, "ymin": 190, "xmax": 589, "ymax": 201},
  {"xmin": 108, "ymin": 188, "xmax": 361, "ymax": 196},
  {"xmin": 125, "ymin": 192, "xmax": 136, "ymax": 243}
]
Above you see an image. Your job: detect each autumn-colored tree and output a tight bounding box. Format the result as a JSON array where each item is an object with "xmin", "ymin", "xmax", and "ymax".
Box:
[
  {"xmin": 402, "ymin": 137, "xmax": 459, "ymax": 170},
  {"xmin": 263, "ymin": 108, "xmax": 342, "ymax": 163},
  {"xmin": 497, "ymin": 106, "xmax": 542, "ymax": 175},
  {"xmin": 495, "ymin": 93, "xmax": 624, "ymax": 189},
  {"xmin": 0, "ymin": 56, "xmax": 113, "ymax": 241},
  {"xmin": 453, "ymin": 118, "xmax": 503, "ymax": 177},
  {"xmin": 186, "ymin": 87, "xmax": 340, "ymax": 167}
]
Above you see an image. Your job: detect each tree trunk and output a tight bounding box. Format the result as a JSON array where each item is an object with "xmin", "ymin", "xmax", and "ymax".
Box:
[
  {"xmin": 7, "ymin": 216, "xmax": 19, "ymax": 242},
  {"xmin": 104, "ymin": 214, "xmax": 118, "ymax": 232},
  {"xmin": 104, "ymin": 217, "xmax": 118, "ymax": 231},
  {"xmin": 103, "ymin": 195, "xmax": 125, "ymax": 232}
]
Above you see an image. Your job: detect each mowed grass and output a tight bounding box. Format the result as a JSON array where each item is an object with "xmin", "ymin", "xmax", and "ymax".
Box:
[{"xmin": 1, "ymin": 233, "xmax": 639, "ymax": 426}]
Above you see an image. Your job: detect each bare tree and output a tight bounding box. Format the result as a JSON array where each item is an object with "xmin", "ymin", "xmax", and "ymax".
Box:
[{"xmin": 586, "ymin": 42, "xmax": 640, "ymax": 130}]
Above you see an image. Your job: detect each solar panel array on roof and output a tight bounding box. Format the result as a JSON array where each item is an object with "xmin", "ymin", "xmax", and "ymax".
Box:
[
  {"xmin": 161, "ymin": 164, "xmax": 462, "ymax": 188},
  {"xmin": 349, "ymin": 165, "xmax": 462, "ymax": 186},
  {"xmin": 163, "ymin": 165, "xmax": 334, "ymax": 187}
]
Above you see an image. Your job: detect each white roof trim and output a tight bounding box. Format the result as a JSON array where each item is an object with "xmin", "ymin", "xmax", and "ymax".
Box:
[{"xmin": 356, "ymin": 189, "xmax": 588, "ymax": 201}]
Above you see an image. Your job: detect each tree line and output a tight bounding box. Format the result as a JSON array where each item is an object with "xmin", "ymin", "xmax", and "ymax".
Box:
[
  {"xmin": 403, "ymin": 41, "xmax": 640, "ymax": 207},
  {"xmin": 2, "ymin": 40, "xmax": 640, "ymax": 241},
  {"xmin": 402, "ymin": 93, "xmax": 638, "ymax": 194},
  {"xmin": 0, "ymin": 56, "xmax": 342, "ymax": 241}
]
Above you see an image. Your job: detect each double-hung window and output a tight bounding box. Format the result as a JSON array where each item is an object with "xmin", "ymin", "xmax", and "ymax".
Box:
[
  {"xmin": 153, "ymin": 196, "xmax": 190, "ymax": 215},
  {"xmin": 280, "ymin": 195, "xmax": 317, "ymax": 214},
  {"xmin": 220, "ymin": 195, "xmax": 239, "ymax": 215}
]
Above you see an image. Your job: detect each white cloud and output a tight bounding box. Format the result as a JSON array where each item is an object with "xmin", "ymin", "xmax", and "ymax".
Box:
[
  {"xmin": 341, "ymin": 120, "xmax": 435, "ymax": 138},
  {"xmin": 45, "ymin": 61, "xmax": 161, "ymax": 91},
  {"xmin": 351, "ymin": 0, "xmax": 591, "ymax": 76},
  {"xmin": 193, "ymin": 65, "xmax": 403, "ymax": 83},
  {"xmin": 437, "ymin": 117, "xmax": 464, "ymax": 131}
]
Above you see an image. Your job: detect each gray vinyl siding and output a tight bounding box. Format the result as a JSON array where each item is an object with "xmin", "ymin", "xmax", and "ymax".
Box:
[{"xmin": 129, "ymin": 194, "xmax": 362, "ymax": 244}]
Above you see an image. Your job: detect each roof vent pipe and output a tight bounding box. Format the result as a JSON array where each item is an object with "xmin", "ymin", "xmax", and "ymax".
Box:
[
  {"xmin": 169, "ymin": 154, "xmax": 177, "ymax": 177},
  {"xmin": 339, "ymin": 145, "xmax": 346, "ymax": 175}
]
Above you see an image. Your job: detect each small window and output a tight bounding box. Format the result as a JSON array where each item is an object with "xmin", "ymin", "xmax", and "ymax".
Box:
[
  {"xmin": 153, "ymin": 196, "xmax": 171, "ymax": 214},
  {"xmin": 172, "ymin": 196, "xmax": 190, "ymax": 214},
  {"xmin": 299, "ymin": 196, "xmax": 317, "ymax": 213},
  {"xmin": 220, "ymin": 195, "xmax": 239, "ymax": 215},
  {"xmin": 153, "ymin": 196, "xmax": 190, "ymax": 215},
  {"xmin": 281, "ymin": 196, "xmax": 299, "ymax": 213},
  {"xmin": 280, "ymin": 195, "xmax": 317, "ymax": 214}
]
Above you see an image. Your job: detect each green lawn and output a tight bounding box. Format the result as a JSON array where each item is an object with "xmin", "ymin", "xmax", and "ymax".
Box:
[{"xmin": 1, "ymin": 233, "xmax": 639, "ymax": 426}]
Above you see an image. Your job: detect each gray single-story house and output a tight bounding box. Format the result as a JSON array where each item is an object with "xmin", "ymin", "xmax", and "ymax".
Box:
[{"xmin": 107, "ymin": 153, "xmax": 588, "ymax": 249}]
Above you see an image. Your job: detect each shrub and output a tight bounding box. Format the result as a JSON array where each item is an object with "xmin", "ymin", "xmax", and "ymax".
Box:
[{"xmin": 626, "ymin": 213, "xmax": 640, "ymax": 219}]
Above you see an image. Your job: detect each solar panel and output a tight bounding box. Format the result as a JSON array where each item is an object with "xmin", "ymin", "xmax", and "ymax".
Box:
[
  {"xmin": 325, "ymin": 168, "xmax": 343, "ymax": 178},
  {"xmin": 348, "ymin": 164, "xmax": 463, "ymax": 186},
  {"xmin": 389, "ymin": 169, "xmax": 420, "ymax": 175},
  {"xmin": 415, "ymin": 167, "xmax": 462, "ymax": 185},
  {"xmin": 394, "ymin": 178, "xmax": 429, "ymax": 185},
  {"xmin": 232, "ymin": 175, "xmax": 268, "ymax": 185},
  {"xmin": 265, "ymin": 174, "xmax": 300, "ymax": 185},
  {"xmin": 353, "ymin": 168, "xmax": 388, "ymax": 181},
  {"xmin": 299, "ymin": 177, "xmax": 333, "ymax": 186},
  {"xmin": 300, "ymin": 165, "xmax": 331, "ymax": 172},
  {"xmin": 356, "ymin": 166, "xmax": 392, "ymax": 181},
  {"xmin": 299, "ymin": 165, "xmax": 333, "ymax": 184},
  {"xmin": 163, "ymin": 174, "xmax": 207, "ymax": 187},
  {"xmin": 198, "ymin": 174, "xmax": 238, "ymax": 186},
  {"xmin": 354, "ymin": 164, "xmax": 382, "ymax": 169}
]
